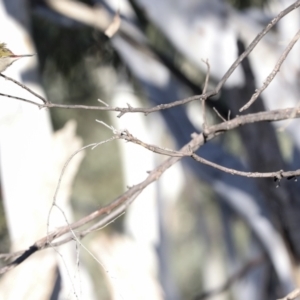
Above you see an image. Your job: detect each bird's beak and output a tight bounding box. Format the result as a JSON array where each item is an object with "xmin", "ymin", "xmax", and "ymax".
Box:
[{"xmin": 10, "ymin": 54, "xmax": 35, "ymax": 58}]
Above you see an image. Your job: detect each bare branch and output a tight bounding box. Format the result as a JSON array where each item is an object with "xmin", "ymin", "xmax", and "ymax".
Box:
[
  {"xmin": 191, "ymin": 153, "xmax": 300, "ymax": 180},
  {"xmin": 240, "ymin": 29, "xmax": 300, "ymax": 112},
  {"xmin": 0, "ymin": 129, "xmax": 205, "ymax": 274},
  {"xmin": 213, "ymin": 107, "xmax": 227, "ymax": 122},
  {"xmin": 0, "ymin": 92, "xmax": 204, "ymax": 115},
  {"xmin": 213, "ymin": 0, "xmax": 300, "ymax": 96},
  {"xmin": 2, "ymin": 1, "xmax": 300, "ymax": 276},
  {"xmin": 0, "ymin": 92, "xmax": 44, "ymax": 107},
  {"xmin": 1, "ymin": 104, "xmax": 300, "ymax": 272},
  {"xmin": 0, "ymin": 74, "xmax": 48, "ymax": 104},
  {"xmin": 1, "ymin": 2, "xmax": 300, "ymax": 118},
  {"xmin": 97, "ymin": 98, "xmax": 109, "ymax": 107},
  {"xmin": 118, "ymin": 130, "xmax": 192, "ymax": 157},
  {"xmin": 0, "ymin": 100, "xmax": 298, "ymax": 274},
  {"xmin": 201, "ymin": 59, "xmax": 210, "ymax": 130},
  {"xmin": 205, "ymin": 107, "xmax": 300, "ymax": 140}
]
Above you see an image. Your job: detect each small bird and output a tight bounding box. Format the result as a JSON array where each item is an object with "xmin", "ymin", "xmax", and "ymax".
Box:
[{"xmin": 0, "ymin": 43, "xmax": 34, "ymax": 73}]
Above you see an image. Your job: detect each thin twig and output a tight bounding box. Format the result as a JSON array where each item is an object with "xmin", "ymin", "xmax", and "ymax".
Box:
[
  {"xmin": 212, "ymin": 0, "xmax": 300, "ymax": 96},
  {"xmin": 97, "ymin": 98, "xmax": 109, "ymax": 107},
  {"xmin": 1, "ymin": 104, "xmax": 300, "ymax": 273},
  {"xmin": 0, "ymin": 103, "xmax": 300, "ymax": 271},
  {"xmin": 0, "ymin": 74, "xmax": 48, "ymax": 104},
  {"xmin": 213, "ymin": 107, "xmax": 227, "ymax": 122},
  {"xmin": 201, "ymin": 59, "xmax": 210, "ymax": 130},
  {"xmin": 0, "ymin": 130, "xmax": 205, "ymax": 273},
  {"xmin": 96, "ymin": 120, "xmax": 192, "ymax": 156},
  {"xmin": 46, "ymin": 133, "xmax": 121, "ymax": 247},
  {"xmin": 205, "ymin": 106, "xmax": 300, "ymax": 140},
  {"xmin": 227, "ymin": 110, "xmax": 231, "ymax": 121},
  {"xmin": 0, "ymin": 92, "xmax": 205, "ymax": 116},
  {"xmin": 119, "ymin": 129, "xmax": 192, "ymax": 157},
  {"xmin": 1, "ymin": 1, "xmax": 300, "ymax": 275},
  {"xmin": 191, "ymin": 153, "xmax": 300, "ymax": 180},
  {"xmin": 0, "ymin": 93, "xmax": 43, "ymax": 107},
  {"xmin": 240, "ymin": 29, "xmax": 300, "ymax": 112},
  {"xmin": 0, "ymin": 2, "xmax": 299, "ymax": 117}
]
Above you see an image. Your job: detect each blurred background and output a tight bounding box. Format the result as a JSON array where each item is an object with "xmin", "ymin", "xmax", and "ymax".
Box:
[{"xmin": 1, "ymin": 0, "xmax": 300, "ymax": 299}]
